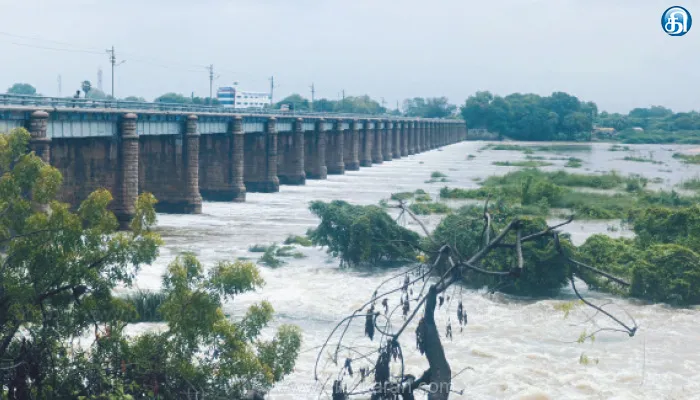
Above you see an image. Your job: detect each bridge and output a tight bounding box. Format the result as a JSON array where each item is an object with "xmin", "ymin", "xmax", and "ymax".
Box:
[{"xmin": 0, "ymin": 101, "xmax": 466, "ymax": 228}]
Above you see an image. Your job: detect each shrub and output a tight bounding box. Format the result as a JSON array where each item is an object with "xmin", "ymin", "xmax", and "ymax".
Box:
[{"xmin": 284, "ymin": 235, "xmax": 313, "ymax": 247}]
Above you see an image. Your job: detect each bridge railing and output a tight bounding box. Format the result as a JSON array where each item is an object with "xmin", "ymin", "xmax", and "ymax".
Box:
[{"xmin": 0, "ymin": 94, "xmax": 455, "ymax": 120}]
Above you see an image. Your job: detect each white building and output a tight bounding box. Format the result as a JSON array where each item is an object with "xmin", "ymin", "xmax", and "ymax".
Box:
[{"xmin": 217, "ymin": 86, "xmax": 271, "ymax": 109}]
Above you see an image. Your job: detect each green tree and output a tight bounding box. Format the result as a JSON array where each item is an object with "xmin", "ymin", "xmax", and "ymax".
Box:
[
  {"xmin": 275, "ymin": 93, "xmax": 310, "ymax": 111},
  {"xmin": 0, "ymin": 127, "xmax": 301, "ymax": 397},
  {"xmin": 0, "ymin": 127, "xmax": 161, "ymax": 397},
  {"xmin": 404, "ymin": 97, "xmax": 457, "ymax": 118},
  {"xmin": 6, "ymin": 83, "xmax": 37, "ymax": 96},
  {"xmin": 155, "ymin": 92, "xmax": 191, "ymax": 103},
  {"xmin": 122, "ymin": 96, "xmax": 146, "ymax": 102},
  {"xmin": 114, "ymin": 254, "xmax": 302, "ymax": 398},
  {"xmin": 81, "ymin": 80, "xmax": 92, "ymax": 98},
  {"xmin": 308, "ymin": 200, "xmax": 419, "ymax": 266}
]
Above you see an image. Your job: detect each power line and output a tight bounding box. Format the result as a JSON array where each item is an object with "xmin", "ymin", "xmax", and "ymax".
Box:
[
  {"xmin": 1, "ymin": 40, "xmax": 105, "ymax": 55},
  {"xmin": 0, "ymin": 31, "xmax": 103, "ymax": 52}
]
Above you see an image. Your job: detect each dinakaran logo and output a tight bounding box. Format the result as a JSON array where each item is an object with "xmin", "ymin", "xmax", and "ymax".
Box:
[{"xmin": 662, "ymin": 6, "xmax": 692, "ymax": 36}]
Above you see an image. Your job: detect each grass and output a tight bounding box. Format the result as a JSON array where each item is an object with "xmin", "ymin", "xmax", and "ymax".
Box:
[
  {"xmin": 492, "ymin": 160, "xmax": 553, "ymax": 167},
  {"xmin": 249, "ymin": 244, "xmax": 270, "ymax": 252},
  {"xmin": 565, "ymin": 157, "xmax": 583, "ymax": 168},
  {"xmin": 391, "ymin": 192, "xmax": 414, "ymax": 201},
  {"xmin": 409, "ymin": 202, "xmax": 451, "ymax": 215},
  {"xmin": 123, "ymin": 291, "xmax": 167, "ymax": 322},
  {"xmin": 673, "ymin": 153, "xmax": 700, "ymax": 164},
  {"xmin": 284, "ymin": 235, "xmax": 313, "ymax": 247},
  {"xmin": 439, "ymin": 168, "xmax": 695, "ymax": 220},
  {"xmin": 259, "ymin": 244, "xmax": 284, "ymax": 267},
  {"xmin": 622, "ymin": 156, "xmax": 662, "ymax": 164},
  {"xmin": 480, "ymin": 143, "xmax": 592, "ymax": 153},
  {"xmin": 609, "ymin": 145, "xmax": 631, "ymax": 152},
  {"xmin": 680, "ymin": 176, "xmax": 700, "ymax": 191}
]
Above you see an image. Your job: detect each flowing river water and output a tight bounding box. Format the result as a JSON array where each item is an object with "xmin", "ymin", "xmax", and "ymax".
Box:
[{"xmin": 122, "ymin": 141, "xmax": 700, "ymax": 400}]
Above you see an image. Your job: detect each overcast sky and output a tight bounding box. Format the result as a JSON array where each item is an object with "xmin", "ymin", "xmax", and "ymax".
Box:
[{"xmin": 0, "ymin": 0, "xmax": 698, "ymax": 113}]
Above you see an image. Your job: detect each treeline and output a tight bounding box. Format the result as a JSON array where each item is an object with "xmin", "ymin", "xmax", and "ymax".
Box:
[
  {"xmin": 274, "ymin": 94, "xmax": 386, "ymax": 114},
  {"xmin": 461, "ymin": 91, "xmax": 598, "ymax": 141},
  {"xmin": 597, "ymin": 106, "xmax": 700, "ymax": 144},
  {"xmin": 275, "ymin": 94, "xmax": 458, "ymax": 117}
]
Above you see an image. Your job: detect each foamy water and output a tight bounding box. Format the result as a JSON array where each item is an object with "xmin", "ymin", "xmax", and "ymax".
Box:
[{"xmin": 124, "ymin": 141, "xmax": 700, "ymax": 400}]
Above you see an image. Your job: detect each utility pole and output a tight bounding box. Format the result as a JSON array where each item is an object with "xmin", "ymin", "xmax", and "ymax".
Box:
[
  {"xmin": 105, "ymin": 46, "xmax": 125, "ymax": 99},
  {"xmin": 57, "ymin": 75, "xmax": 62, "ymax": 97},
  {"xmin": 310, "ymin": 83, "xmax": 315, "ymax": 111},
  {"xmin": 269, "ymin": 76, "xmax": 276, "ymax": 104},
  {"xmin": 208, "ymin": 64, "xmax": 214, "ymax": 104}
]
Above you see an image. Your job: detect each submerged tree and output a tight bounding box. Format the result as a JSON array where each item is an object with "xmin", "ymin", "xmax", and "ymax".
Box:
[{"xmin": 315, "ymin": 199, "xmax": 636, "ymax": 400}]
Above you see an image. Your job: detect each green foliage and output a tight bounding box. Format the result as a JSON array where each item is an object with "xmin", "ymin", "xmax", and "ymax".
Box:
[
  {"xmin": 631, "ymin": 245, "xmax": 700, "ymax": 305},
  {"xmin": 258, "ymin": 243, "xmax": 285, "ymax": 267},
  {"xmin": 673, "ymin": 152, "xmax": 700, "ymax": 164},
  {"xmin": 598, "ymin": 108, "xmax": 700, "ymax": 144},
  {"xmin": 565, "ymin": 158, "xmax": 583, "ymax": 168},
  {"xmin": 622, "ymin": 156, "xmax": 662, "ymax": 164},
  {"xmin": 293, "ymin": 94, "xmax": 387, "ymax": 114},
  {"xmin": 427, "ymin": 203, "xmax": 575, "ymax": 296},
  {"xmin": 609, "ymin": 145, "xmax": 631, "ymax": 151},
  {"xmin": 632, "ymin": 204, "xmax": 700, "ymax": 253},
  {"xmin": 123, "ymin": 291, "xmax": 167, "ymax": 322},
  {"xmin": 155, "ymin": 92, "xmax": 218, "ymax": 105},
  {"xmin": 431, "ymin": 171, "xmax": 447, "ymax": 178},
  {"xmin": 0, "ymin": 127, "xmax": 300, "ymax": 397},
  {"xmin": 249, "ymin": 243, "xmax": 270, "ymax": 252},
  {"xmin": 403, "ymin": 97, "xmax": 457, "ymax": 118},
  {"xmin": 409, "ymin": 202, "xmax": 451, "ymax": 215},
  {"xmin": 390, "ymin": 191, "xmax": 414, "ymax": 201},
  {"xmin": 125, "ymin": 254, "xmax": 301, "ymax": 397},
  {"xmin": 6, "ymin": 82, "xmax": 37, "ymax": 95},
  {"xmin": 492, "ymin": 160, "xmax": 553, "ymax": 167},
  {"xmin": 284, "ymin": 234, "xmax": 313, "ymax": 247},
  {"xmin": 440, "ymin": 168, "xmax": 698, "ymax": 220},
  {"xmin": 680, "ymin": 176, "xmax": 700, "ymax": 191},
  {"xmin": 462, "ymin": 91, "xmax": 596, "ymax": 141},
  {"xmin": 576, "ymin": 204, "xmax": 700, "ymax": 305},
  {"xmin": 308, "ymin": 200, "xmax": 420, "ymax": 266},
  {"xmin": 0, "ymin": 128, "xmax": 162, "ymax": 397}
]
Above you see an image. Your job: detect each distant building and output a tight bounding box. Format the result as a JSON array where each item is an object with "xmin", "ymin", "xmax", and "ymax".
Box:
[
  {"xmin": 592, "ymin": 126, "xmax": 616, "ymax": 137},
  {"xmin": 217, "ymin": 86, "xmax": 271, "ymax": 109}
]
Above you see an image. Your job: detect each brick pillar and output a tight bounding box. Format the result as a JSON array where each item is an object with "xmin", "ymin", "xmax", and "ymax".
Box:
[
  {"xmin": 280, "ymin": 118, "xmax": 306, "ymax": 184},
  {"xmin": 28, "ymin": 110, "xmax": 51, "ymax": 164},
  {"xmin": 346, "ymin": 119, "xmax": 360, "ymax": 170},
  {"xmin": 307, "ymin": 118, "xmax": 327, "ymax": 179},
  {"xmin": 414, "ymin": 121, "xmax": 422, "ymax": 153},
  {"xmin": 382, "ymin": 120, "xmax": 393, "ymax": 161},
  {"xmin": 112, "ymin": 113, "xmax": 139, "ymax": 228},
  {"xmin": 372, "ymin": 121, "xmax": 383, "ymax": 164},
  {"xmin": 360, "ymin": 120, "xmax": 373, "ymax": 167},
  {"xmin": 327, "ymin": 119, "xmax": 344, "ymax": 174},
  {"xmin": 409, "ymin": 121, "xmax": 418, "ymax": 155},
  {"xmin": 231, "ymin": 116, "xmax": 246, "ymax": 201},
  {"xmin": 265, "ymin": 117, "xmax": 280, "ymax": 191},
  {"xmin": 184, "ymin": 115, "xmax": 203, "ymax": 213},
  {"xmin": 392, "ymin": 121, "xmax": 401, "ymax": 158},
  {"xmin": 400, "ymin": 121, "xmax": 408, "ymax": 156}
]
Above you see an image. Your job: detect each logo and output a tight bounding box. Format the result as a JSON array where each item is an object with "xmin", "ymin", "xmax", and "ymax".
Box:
[{"xmin": 662, "ymin": 6, "xmax": 692, "ymax": 36}]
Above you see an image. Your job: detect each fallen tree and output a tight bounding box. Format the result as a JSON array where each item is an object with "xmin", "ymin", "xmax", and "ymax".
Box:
[{"xmin": 315, "ymin": 199, "xmax": 637, "ymax": 400}]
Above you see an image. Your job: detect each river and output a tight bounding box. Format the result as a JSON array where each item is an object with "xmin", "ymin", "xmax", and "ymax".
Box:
[{"xmin": 123, "ymin": 141, "xmax": 700, "ymax": 400}]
